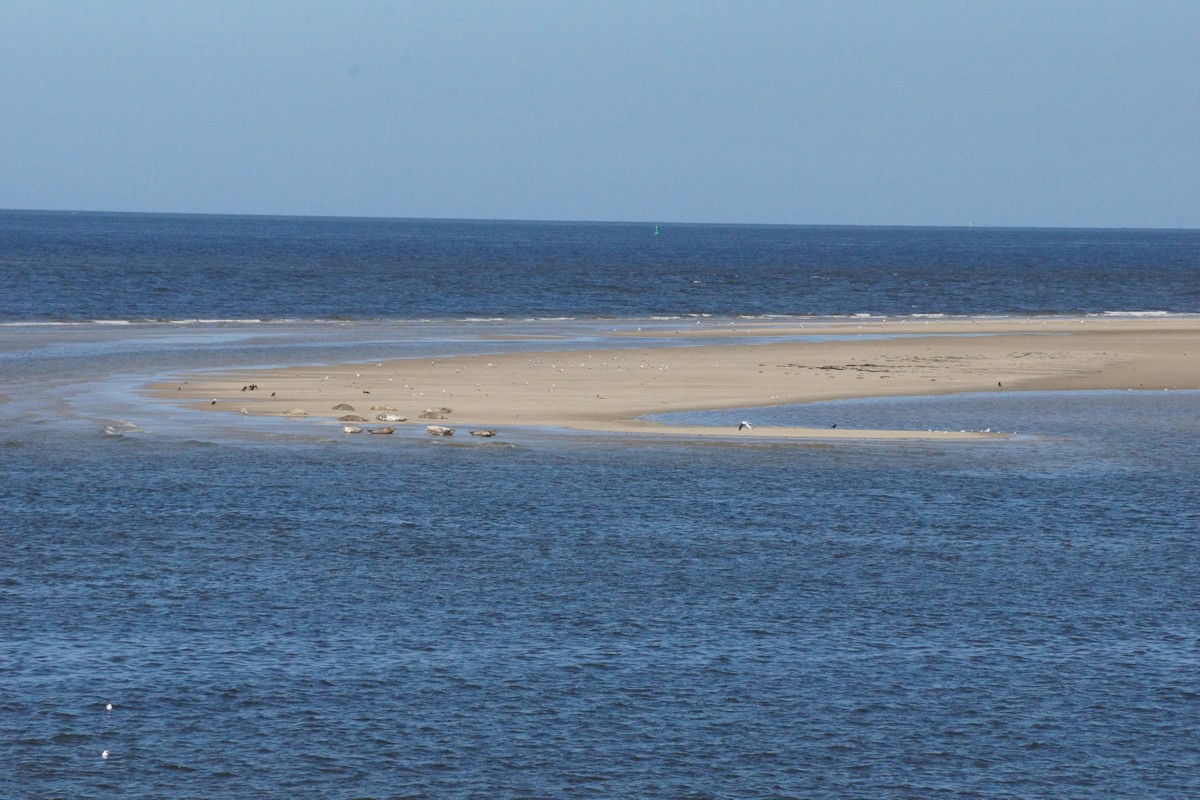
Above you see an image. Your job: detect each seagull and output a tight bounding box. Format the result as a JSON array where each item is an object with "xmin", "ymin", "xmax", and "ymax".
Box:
[
  {"xmin": 105, "ymin": 703, "xmax": 113, "ymax": 712},
  {"xmin": 101, "ymin": 750, "xmax": 109, "ymax": 760},
  {"xmin": 738, "ymin": 421, "xmax": 752, "ymax": 431}
]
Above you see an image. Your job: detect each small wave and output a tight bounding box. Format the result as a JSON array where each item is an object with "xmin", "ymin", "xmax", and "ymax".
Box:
[
  {"xmin": 1, "ymin": 317, "xmax": 295, "ymax": 327},
  {"xmin": 1093, "ymin": 310, "xmax": 1170, "ymax": 317},
  {"xmin": 102, "ymin": 421, "xmax": 144, "ymax": 437},
  {"xmin": 4, "ymin": 311, "xmax": 1195, "ymax": 330},
  {"xmin": 168, "ymin": 318, "xmax": 274, "ymax": 324}
]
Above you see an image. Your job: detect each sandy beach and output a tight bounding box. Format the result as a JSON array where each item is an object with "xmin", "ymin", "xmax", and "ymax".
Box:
[{"xmin": 149, "ymin": 316, "xmax": 1200, "ymax": 440}]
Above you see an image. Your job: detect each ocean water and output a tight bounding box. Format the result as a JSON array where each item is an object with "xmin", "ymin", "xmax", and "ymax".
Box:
[
  {"xmin": 3, "ymin": 210, "xmax": 1199, "ymax": 321},
  {"xmin": 2, "ymin": 212, "xmax": 1199, "ymax": 798}
]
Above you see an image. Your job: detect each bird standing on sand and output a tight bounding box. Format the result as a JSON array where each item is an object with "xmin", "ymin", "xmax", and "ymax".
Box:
[{"xmin": 738, "ymin": 421, "xmax": 752, "ymax": 431}]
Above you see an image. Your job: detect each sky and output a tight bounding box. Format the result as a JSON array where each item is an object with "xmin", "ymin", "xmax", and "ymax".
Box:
[{"xmin": 2, "ymin": 1, "xmax": 1197, "ymax": 227}]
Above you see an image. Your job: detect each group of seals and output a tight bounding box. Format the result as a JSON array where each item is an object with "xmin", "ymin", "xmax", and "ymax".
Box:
[
  {"xmin": 238, "ymin": 398, "xmax": 501, "ymax": 440},
  {"xmin": 329, "ymin": 405, "xmax": 499, "ymax": 440},
  {"xmin": 423, "ymin": 427, "xmax": 496, "ymax": 438}
]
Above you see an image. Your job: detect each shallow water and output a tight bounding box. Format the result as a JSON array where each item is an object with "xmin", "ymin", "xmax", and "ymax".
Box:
[{"xmin": 2, "ymin": 322, "xmax": 1198, "ymax": 799}]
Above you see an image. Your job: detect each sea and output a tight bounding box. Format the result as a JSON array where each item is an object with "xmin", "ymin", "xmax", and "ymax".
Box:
[{"xmin": 2, "ymin": 210, "xmax": 1198, "ymax": 799}]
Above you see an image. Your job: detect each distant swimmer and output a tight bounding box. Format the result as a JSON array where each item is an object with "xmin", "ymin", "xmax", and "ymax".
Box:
[{"xmin": 738, "ymin": 421, "xmax": 752, "ymax": 431}]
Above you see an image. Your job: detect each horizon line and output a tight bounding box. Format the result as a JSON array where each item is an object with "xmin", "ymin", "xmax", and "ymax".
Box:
[{"xmin": 1, "ymin": 206, "xmax": 1195, "ymax": 233}]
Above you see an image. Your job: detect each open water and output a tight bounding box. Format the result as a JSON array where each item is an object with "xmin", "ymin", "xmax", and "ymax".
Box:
[{"xmin": 1, "ymin": 212, "xmax": 1198, "ymax": 798}]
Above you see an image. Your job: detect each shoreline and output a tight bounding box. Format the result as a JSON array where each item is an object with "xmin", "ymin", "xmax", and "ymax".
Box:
[{"xmin": 147, "ymin": 316, "xmax": 1200, "ymax": 441}]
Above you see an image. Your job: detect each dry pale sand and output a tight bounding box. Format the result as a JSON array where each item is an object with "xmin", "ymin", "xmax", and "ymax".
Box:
[{"xmin": 149, "ymin": 316, "xmax": 1200, "ymax": 441}]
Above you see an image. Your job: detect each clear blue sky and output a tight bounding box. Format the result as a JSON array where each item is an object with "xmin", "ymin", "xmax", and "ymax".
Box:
[{"xmin": 2, "ymin": 1, "xmax": 1197, "ymax": 227}]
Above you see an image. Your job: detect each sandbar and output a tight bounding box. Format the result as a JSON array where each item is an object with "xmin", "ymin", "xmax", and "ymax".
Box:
[{"xmin": 148, "ymin": 316, "xmax": 1200, "ymax": 440}]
